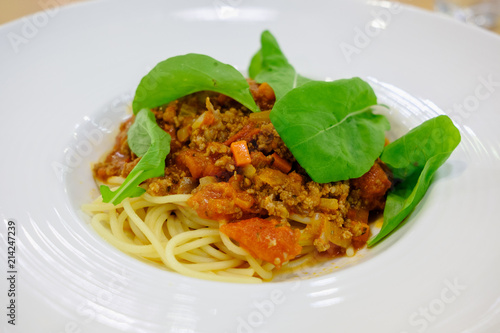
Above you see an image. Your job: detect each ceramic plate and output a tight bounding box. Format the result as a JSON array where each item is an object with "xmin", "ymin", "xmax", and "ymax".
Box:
[{"xmin": 1, "ymin": 0, "xmax": 500, "ymax": 332}]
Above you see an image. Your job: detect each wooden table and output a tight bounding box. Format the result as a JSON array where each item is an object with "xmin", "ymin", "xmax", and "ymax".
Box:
[{"xmin": 0, "ymin": 0, "xmax": 497, "ymax": 33}]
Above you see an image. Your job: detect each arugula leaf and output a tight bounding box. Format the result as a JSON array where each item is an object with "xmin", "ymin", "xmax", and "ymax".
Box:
[
  {"xmin": 100, "ymin": 109, "xmax": 171, "ymax": 205},
  {"xmin": 367, "ymin": 115, "xmax": 461, "ymax": 246},
  {"xmin": 270, "ymin": 78, "xmax": 390, "ymax": 183},
  {"xmin": 132, "ymin": 53, "xmax": 259, "ymax": 114},
  {"xmin": 249, "ymin": 30, "xmax": 311, "ymax": 101},
  {"xmin": 128, "ymin": 109, "xmax": 161, "ymax": 157}
]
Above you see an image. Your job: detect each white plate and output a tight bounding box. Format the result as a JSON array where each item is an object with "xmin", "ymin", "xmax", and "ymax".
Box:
[{"xmin": 1, "ymin": 0, "xmax": 500, "ymax": 332}]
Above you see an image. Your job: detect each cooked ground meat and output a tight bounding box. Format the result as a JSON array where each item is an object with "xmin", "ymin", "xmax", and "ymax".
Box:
[{"xmin": 94, "ymin": 80, "xmax": 392, "ymax": 256}]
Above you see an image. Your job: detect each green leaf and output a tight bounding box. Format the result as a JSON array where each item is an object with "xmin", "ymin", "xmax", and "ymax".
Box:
[
  {"xmin": 270, "ymin": 78, "xmax": 390, "ymax": 183},
  {"xmin": 132, "ymin": 53, "xmax": 259, "ymax": 114},
  {"xmin": 368, "ymin": 115, "xmax": 461, "ymax": 246},
  {"xmin": 128, "ymin": 109, "xmax": 162, "ymax": 157},
  {"xmin": 248, "ymin": 49, "xmax": 262, "ymax": 79},
  {"xmin": 249, "ymin": 30, "xmax": 311, "ymax": 101},
  {"xmin": 100, "ymin": 109, "xmax": 171, "ymax": 205}
]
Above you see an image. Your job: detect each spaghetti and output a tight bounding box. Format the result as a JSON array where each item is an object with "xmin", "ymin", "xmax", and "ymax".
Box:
[{"xmin": 83, "ymin": 191, "xmax": 318, "ymax": 283}]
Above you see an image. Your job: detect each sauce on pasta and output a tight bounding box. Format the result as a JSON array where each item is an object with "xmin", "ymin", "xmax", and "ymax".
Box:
[{"xmin": 84, "ymin": 80, "xmax": 392, "ymax": 283}]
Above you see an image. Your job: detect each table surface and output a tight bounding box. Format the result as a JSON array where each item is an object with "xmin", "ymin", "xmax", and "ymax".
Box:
[
  {"xmin": 0, "ymin": 0, "xmax": 497, "ymax": 31},
  {"xmin": 0, "ymin": 0, "xmax": 448, "ymax": 25}
]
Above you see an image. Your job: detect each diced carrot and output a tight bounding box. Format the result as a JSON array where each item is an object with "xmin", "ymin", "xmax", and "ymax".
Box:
[
  {"xmin": 224, "ymin": 122, "xmax": 261, "ymax": 146},
  {"xmin": 384, "ymin": 137, "xmax": 390, "ymax": 146},
  {"xmin": 220, "ymin": 217, "xmax": 302, "ymax": 268},
  {"xmin": 271, "ymin": 152, "xmax": 292, "ymax": 174},
  {"xmin": 231, "ymin": 141, "xmax": 252, "ymax": 167}
]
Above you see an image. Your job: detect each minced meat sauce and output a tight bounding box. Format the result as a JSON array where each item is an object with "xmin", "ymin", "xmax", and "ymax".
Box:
[{"xmin": 93, "ymin": 80, "xmax": 392, "ymax": 267}]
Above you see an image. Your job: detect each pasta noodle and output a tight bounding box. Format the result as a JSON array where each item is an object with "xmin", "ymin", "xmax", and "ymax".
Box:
[{"xmin": 83, "ymin": 191, "xmax": 316, "ymax": 283}]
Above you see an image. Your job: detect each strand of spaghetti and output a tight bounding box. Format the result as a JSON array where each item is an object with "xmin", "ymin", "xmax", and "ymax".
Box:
[
  {"xmin": 164, "ymin": 250, "xmax": 261, "ymax": 282},
  {"xmin": 170, "ymin": 226, "xmax": 223, "ymax": 260},
  {"xmin": 216, "ymin": 269, "xmax": 256, "ymax": 278},
  {"xmin": 109, "ymin": 208, "xmax": 131, "ymax": 243},
  {"xmin": 152, "ymin": 211, "xmax": 172, "ymax": 243},
  {"xmin": 262, "ymin": 262, "xmax": 275, "ymax": 271},
  {"xmin": 176, "ymin": 252, "xmax": 219, "ymax": 263},
  {"xmin": 246, "ymin": 255, "xmax": 273, "ymax": 280},
  {"xmin": 127, "ymin": 199, "xmax": 158, "ymax": 243},
  {"xmin": 177, "ymin": 206, "xmax": 218, "ymax": 228},
  {"xmin": 224, "ymin": 268, "xmax": 256, "ymax": 276},
  {"xmin": 190, "ymin": 248, "xmax": 210, "ymax": 258},
  {"xmin": 81, "ymin": 199, "xmax": 116, "ymax": 212},
  {"xmin": 214, "ymin": 241, "xmax": 247, "ymax": 261},
  {"xmin": 168, "ymin": 228, "xmax": 220, "ymax": 244},
  {"xmin": 175, "ymin": 211, "xmax": 206, "ymax": 229},
  {"xmin": 106, "ymin": 176, "xmax": 125, "ymax": 185},
  {"xmin": 167, "ymin": 217, "xmax": 210, "ymax": 259},
  {"xmin": 145, "ymin": 204, "xmax": 176, "ymax": 228},
  {"xmin": 300, "ymin": 245, "xmax": 316, "ymax": 255},
  {"xmin": 143, "ymin": 193, "xmax": 191, "ymax": 205},
  {"xmin": 122, "ymin": 199, "xmax": 172, "ymax": 268},
  {"xmin": 200, "ymin": 244, "xmax": 233, "ymax": 261},
  {"xmin": 91, "ymin": 213, "xmax": 157, "ymax": 256},
  {"xmin": 219, "ymin": 231, "xmax": 248, "ymax": 256},
  {"xmin": 90, "ymin": 212, "xmax": 109, "ymax": 225},
  {"xmin": 130, "ymin": 198, "xmax": 159, "ymax": 211},
  {"xmin": 116, "ymin": 208, "xmax": 138, "ymax": 241},
  {"xmin": 282, "ymin": 251, "xmax": 315, "ymax": 270},
  {"xmin": 174, "ymin": 236, "xmax": 220, "ymax": 255},
  {"xmin": 166, "ymin": 214, "xmax": 186, "ymax": 237},
  {"xmin": 127, "ymin": 208, "xmax": 149, "ymax": 244},
  {"xmin": 164, "ymin": 228, "xmax": 253, "ymax": 279},
  {"xmin": 183, "ymin": 258, "xmax": 244, "ymax": 271},
  {"xmin": 145, "ymin": 205, "xmax": 175, "ymax": 243},
  {"xmin": 136, "ymin": 206, "xmax": 147, "ymax": 221}
]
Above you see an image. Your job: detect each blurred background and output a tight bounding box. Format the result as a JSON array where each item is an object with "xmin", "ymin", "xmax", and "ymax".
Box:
[{"xmin": 0, "ymin": 0, "xmax": 498, "ymax": 33}]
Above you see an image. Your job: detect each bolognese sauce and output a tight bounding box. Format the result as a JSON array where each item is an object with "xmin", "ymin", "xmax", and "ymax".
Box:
[{"xmin": 93, "ymin": 79, "xmax": 392, "ymax": 268}]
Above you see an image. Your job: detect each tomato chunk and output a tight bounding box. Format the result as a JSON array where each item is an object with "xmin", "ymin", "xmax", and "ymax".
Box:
[
  {"xmin": 351, "ymin": 161, "xmax": 391, "ymax": 210},
  {"xmin": 220, "ymin": 217, "xmax": 302, "ymax": 268},
  {"xmin": 188, "ymin": 182, "xmax": 255, "ymax": 221},
  {"xmin": 176, "ymin": 149, "xmax": 227, "ymax": 179}
]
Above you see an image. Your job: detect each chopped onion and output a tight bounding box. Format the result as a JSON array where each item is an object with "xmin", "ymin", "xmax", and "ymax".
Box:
[
  {"xmin": 249, "ymin": 110, "xmax": 271, "ymax": 122},
  {"xmin": 199, "ymin": 176, "xmax": 218, "ymax": 186},
  {"xmin": 319, "ymin": 198, "xmax": 339, "ymax": 211}
]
